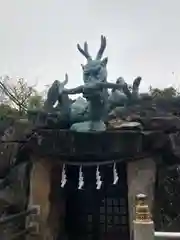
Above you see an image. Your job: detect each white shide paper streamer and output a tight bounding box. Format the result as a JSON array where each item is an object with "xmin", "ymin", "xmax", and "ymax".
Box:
[
  {"xmin": 61, "ymin": 164, "xmax": 67, "ymax": 188},
  {"xmin": 96, "ymin": 165, "xmax": 102, "ymax": 189},
  {"xmin": 113, "ymin": 162, "xmax": 119, "ymax": 185},
  {"xmin": 78, "ymin": 165, "xmax": 84, "ymax": 190}
]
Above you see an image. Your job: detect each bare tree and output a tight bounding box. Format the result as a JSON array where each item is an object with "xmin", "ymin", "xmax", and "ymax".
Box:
[{"xmin": 0, "ymin": 76, "xmax": 37, "ymax": 114}]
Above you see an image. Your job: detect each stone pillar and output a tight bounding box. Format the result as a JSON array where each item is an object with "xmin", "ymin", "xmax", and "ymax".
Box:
[
  {"xmin": 127, "ymin": 157, "xmax": 156, "ymax": 237},
  {"xmin": 26, "ymin": 158, "xmax": 52, "ymax": 240},
  {"xmin": 48, "ymin": 163, "xmax": 66, "ymax": 239}
]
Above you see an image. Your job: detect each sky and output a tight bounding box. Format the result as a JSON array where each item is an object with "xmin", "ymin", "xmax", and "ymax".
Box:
[{"xmin": 0, "ymin": 0, "xmax": 180, "ymax": 93}]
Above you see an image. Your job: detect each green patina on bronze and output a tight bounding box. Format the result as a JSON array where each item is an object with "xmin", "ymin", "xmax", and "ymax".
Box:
[{"xmin": 1, "ymin": 35, "xmax": 180, "ymax": 237}]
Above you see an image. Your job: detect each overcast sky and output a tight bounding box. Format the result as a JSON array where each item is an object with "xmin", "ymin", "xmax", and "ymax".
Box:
[{"xmin": 0, "ymin": 0, "xmax": 180, "ymax": 92}]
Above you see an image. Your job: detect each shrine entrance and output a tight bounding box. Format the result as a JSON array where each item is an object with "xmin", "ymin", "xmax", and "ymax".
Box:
[{"xmin": 64, "ymin": 162, "xmax": 129, "ymax": 240}]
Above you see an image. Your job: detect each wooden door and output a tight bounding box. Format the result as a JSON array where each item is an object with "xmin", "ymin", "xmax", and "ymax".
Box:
[{"xmin": 64, "ymin": 162, "xmax": 129, "ymax": 240}]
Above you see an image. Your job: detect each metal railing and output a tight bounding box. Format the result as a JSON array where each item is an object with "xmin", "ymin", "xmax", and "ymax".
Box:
[
  {"xmin": 155, "ymin": 232, "xmax": 180, "ymax": 238},
  {"xmin": 133, "ymin": 194, "xmax": 180, "ymax": 240},
  {"xmin": 0, "ymin": 207, "xmax": 38, "ymax": 225},
  {"xmin": 0, "ymin": 205, "xmax": 40, "ymax": 238}
]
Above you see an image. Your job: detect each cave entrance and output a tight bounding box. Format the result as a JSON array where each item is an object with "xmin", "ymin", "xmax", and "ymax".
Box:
[{"xmin": 65, "ymin": 163, "xmax": 130, "ymax": 240}]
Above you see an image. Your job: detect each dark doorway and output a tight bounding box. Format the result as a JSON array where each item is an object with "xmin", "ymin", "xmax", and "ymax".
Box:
[{"xmin": 64, "ymin": 162, "xmax": 129, "ymax": 240}]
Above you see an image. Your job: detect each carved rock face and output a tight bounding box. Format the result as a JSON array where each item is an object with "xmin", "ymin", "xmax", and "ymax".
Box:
[{"xmin": 83, "ymin": 58, "xmax": 108, "ymax": 84}]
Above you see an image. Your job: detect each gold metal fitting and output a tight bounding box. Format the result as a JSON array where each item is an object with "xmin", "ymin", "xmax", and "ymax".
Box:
[{"xmin": 135, "ymin": 193, "xmax": 152, "ymax": 222}]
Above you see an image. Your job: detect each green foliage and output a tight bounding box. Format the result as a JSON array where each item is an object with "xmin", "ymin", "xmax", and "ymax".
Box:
[
  {"xmin": 149, "ymin": 86, "xmax": 178, "ymax": 99},
  {"xmin": 27, "ymin": 93, "xmax": 44, "ymax": 110},
  {"xmin": 0, "ymin": 104, "xmax": 19, "ymax": 117}
]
